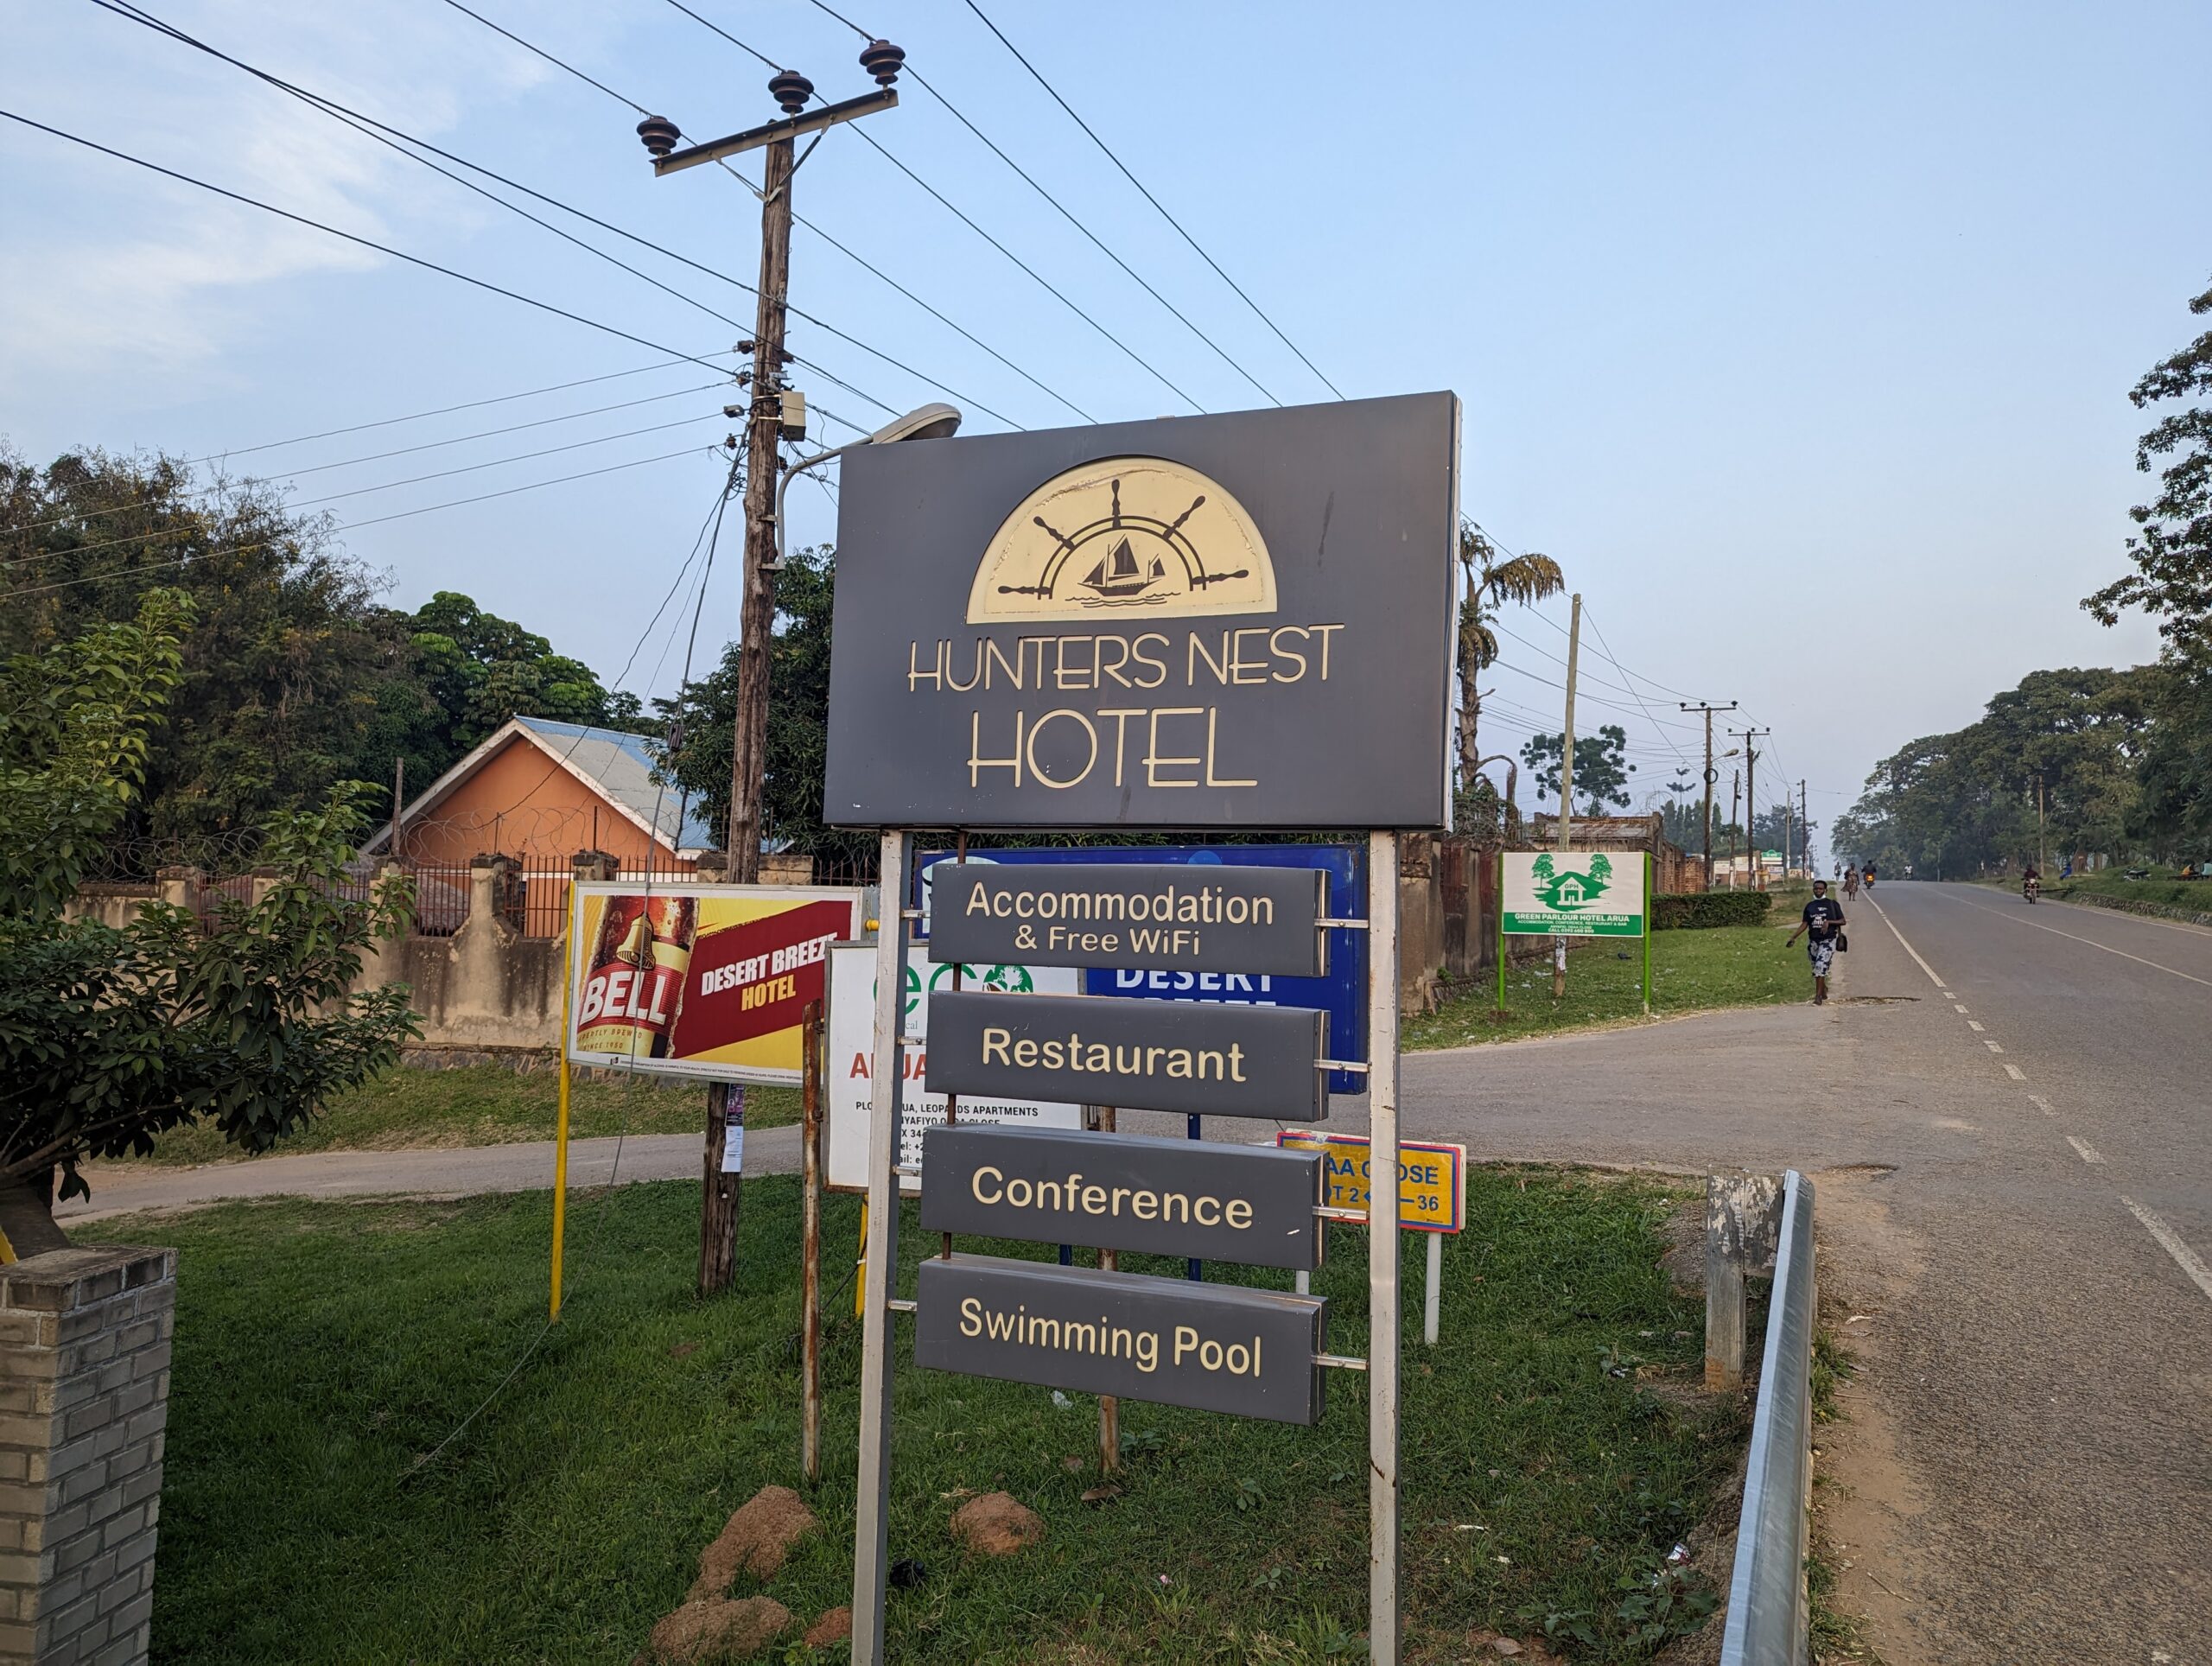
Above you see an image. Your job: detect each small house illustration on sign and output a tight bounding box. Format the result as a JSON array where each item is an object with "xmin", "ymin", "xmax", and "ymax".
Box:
[
  {"xmin": 1535, "ymin": 854, "xmax": 1612, "ymax": 912},
  {"xmin": 1554, "ymin": 874, "xmax": 1587, "ymax": 905}
]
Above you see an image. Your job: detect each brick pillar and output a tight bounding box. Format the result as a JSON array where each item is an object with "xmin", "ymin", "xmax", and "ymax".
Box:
[
  {"xmin": 150, "ymin": 868, "xmax": 200, "ymax": 918},
  {"xmin": 569, "ymin": 849, "xmax": 619, "ymax": 887},
  {"xmin": 0, "ymin": 1246, "xmax": 175, "ymax": 1666}
]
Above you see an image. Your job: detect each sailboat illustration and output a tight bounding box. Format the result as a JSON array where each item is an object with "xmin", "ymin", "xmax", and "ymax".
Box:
[{"xmin": 1078, "ymin": 536, "xmax": 1166, "ymax": 600}]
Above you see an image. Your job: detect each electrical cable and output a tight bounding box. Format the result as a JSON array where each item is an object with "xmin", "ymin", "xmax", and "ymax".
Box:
[
  {"xmin": 186, "ymin": 356, "xmax": 723, "ymax": 463},
  {"xmin": 655, "ymin": 0, "xmax": 1205, "ymax": 412},
  {"xmin": 90, "ymin": 1, "xmax": 1006, "ymax": 431},
  {"xmin": 950, "ymin": 0, "xmax": 1347, "ymax": 402},
  {"xmin": 4, "ymin": 446, "xmax": 721, "ymax": 600},
  {"xmin": 435, "ymin": 0, "xmax": 1081, "ymax": 427},
  {"xmin": 14, "ymin": 380, "xmax": 731, "ymax": 540},
  {"xmin": 4, "ymin": 413, "xmax": 728, "ymax": 567},
  {"xmin": 0, "ymin": 108, "xmax": 732, "ymax": 372},
  {"xmin": 795, "ymin": 0, "xmax": 1282, "ymax": 405},
  {"xmin": 1581, "ymin": 604, "xmax": 1694, "ymax": 771}
]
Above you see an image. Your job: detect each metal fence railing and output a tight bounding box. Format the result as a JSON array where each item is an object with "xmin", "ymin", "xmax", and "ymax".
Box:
[{"xmin": 1719, "ymin": 1167, "xmax": 1816, "ymax": 1666}]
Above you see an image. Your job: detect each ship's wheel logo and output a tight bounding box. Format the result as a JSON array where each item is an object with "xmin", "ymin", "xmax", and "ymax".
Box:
[{"xmin": 966, "ymin": 457, "xmax": 1276, "ymax": 624}]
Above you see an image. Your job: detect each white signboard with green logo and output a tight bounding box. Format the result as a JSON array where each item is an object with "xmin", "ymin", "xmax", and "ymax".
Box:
[
  {"xmin": 825, "ymin": 945, "xmax": 1081, "ymax": 1193},
  {"xmin": 1501, "ymin": 850, "xmax": 1649, "ymax": 938}
]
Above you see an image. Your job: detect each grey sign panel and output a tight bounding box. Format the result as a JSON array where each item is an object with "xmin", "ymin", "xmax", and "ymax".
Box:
[
  {"xmin": 915, "ymin": 1254, "xmax": 1327, "ymax": 1425},
  {"xmin": 919, "ymin": 1124, "xmax": 1325, "ymax": 1269},
  {"xmin": 822, "ymin": 393, "xmax": 1459, "ymax": 830},
  {"xmin": 926, "ymin": 989, "xmax": 1328, "ymax": 1122},
  {"xmin": 927, "ymin": 862, "xmax": 1329, "ymax": 976}
]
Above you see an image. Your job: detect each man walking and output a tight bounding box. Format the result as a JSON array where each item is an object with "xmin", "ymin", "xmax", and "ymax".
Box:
[{"xmin": 1787, "ymin": 877, "xmax": 1847, "ymax": 1005}]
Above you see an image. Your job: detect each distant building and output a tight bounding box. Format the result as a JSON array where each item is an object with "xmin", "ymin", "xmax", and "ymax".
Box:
[{"xmin": 363, "ymin": 717, "xmax": 713, "ymax": 931}]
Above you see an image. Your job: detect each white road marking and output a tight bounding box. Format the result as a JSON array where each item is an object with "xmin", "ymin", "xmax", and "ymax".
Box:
[
  {"xmin": 1939, "ymin": 990, "xmax": 1955, "ymax": 999},
  {"xmin": 2065, "ymin": 1135, "xmax": 2106, "ymax": 1166},
  {"xmin": 1927, "ymin": 890, "xmax": 2212, "ymax": 989},
  {"xmin": 2003, "ymin": 1064, "xmax": 2026, "ymax": 1081},
  {"xmin": 2121, "ymin": 1197, "xmax": 2212, "ymax": 1307},
  {"xmin": 1967, "ymin": 1020, "xmax": 1985, "ymax": 1031},
  {"xmin": 1983, "ymin": 1040, "xmax": 2004, "ymax": 1053},
  {"xmin": 1867, "ymin": 897, "xmax": 1948, "ymax": 988},
  {"xmin": 2050, "ymin": 897, "xmax": 2212, "ymax": 940},
  {"xmin": 2026, "ymin": 1094, "xmax": 2056, "ymax": 1116},
  {"xmin": 1954, "ymin": 1003, "xmax": 1970, "ymax": 1014}
]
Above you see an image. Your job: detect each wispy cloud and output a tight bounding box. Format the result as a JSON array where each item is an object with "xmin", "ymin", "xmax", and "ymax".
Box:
[{"xmin": 0, "ymin": 0, "xmax": 606, "ymax": 388}]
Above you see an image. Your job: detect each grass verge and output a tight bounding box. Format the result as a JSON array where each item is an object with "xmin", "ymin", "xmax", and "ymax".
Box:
[
  {"xmin": 82, "ymin": 1170, "xmax": 1743, "ymax": 1664},
  {"xmin": 140, "ymin": 1065, "xmax": 799, "ymax": 1166},
  {"xmin": 1406, "ymin": 921, "xmax": 1808, "ymax": 1051}
]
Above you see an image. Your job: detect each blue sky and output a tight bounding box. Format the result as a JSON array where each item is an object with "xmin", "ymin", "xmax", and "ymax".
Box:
[{"xmin": 5, "ymin": 0, "xmax": 2207, "ymax": 857}]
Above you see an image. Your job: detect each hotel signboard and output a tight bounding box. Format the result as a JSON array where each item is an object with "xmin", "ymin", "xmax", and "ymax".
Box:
[
  {"xmin": 920, "ymin": 1125, "xmax": 1325, "ymax": 1269},
  {"xmin": 925, "ymin": 989, "xmax": 1329, "ymax": 1122},
  {"xmin": 914, "ymin": 1254, "xmax": 1328, "ymax": 1425},
  {"xmin": 823, "ymin": 393, "xmax": 1459, "ymax": 830}
]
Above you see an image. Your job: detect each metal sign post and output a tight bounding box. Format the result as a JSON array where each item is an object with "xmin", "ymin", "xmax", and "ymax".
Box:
[
  {"xmin": 850, "ymin": 831, "xmax": 912, "ymax": 1666},
  {"xmin": 1367, "ymin": 830, "xmax": 1402, "ymax": 1664}
]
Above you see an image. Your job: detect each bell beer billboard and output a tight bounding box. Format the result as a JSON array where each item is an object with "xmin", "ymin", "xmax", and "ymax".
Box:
[
  {"xmin": 564, "ymin": 882, "xmax": 863, "ymax": 1083},
  {"xmin": 823, "ymin": 393, "xmax": 1459, "ymax": 830}
]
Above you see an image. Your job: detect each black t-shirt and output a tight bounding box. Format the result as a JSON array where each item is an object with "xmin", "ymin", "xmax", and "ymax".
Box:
[{"xmin": 1802, "ymin": 898, "xmax": 1844, "ymax": 940}]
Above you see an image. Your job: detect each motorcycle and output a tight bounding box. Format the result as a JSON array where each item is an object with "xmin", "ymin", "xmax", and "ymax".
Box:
[{"xmin": 2024, "ymin": 875, "xmax": 2040, "ymax": 903}]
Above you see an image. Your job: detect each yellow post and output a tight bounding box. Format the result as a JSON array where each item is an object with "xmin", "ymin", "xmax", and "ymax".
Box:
[
  {"xmin": 550, "ymin": 926, "xmax": 575, "ymax": 1321},
  {"xmin": 855, "ymin": 1199, "xmax": 869, "ymax": 1318}
]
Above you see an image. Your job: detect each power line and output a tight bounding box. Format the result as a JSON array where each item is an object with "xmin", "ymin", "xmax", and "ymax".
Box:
[
  {"xmin": 0, "ymin": 107, "xmax": 735, "ymax": 370},
  {"xmin": 437, "ymin": 1, "xmax": 1080, "ymax": 429},
  {"xmin": 798, "ymin": 0, "xmax": 1282, "ymax": 405},
  {"xmin": 4, "ymin": 413, "xmax": 728, "ymax": 568},
  {"xmin": 951, "ymin": 0, "xmax": 1347, "ymax": 403},
  {"xmin": 186, "ymin": 355, "xmax": 723, "ymax": 463},
  {"xmin": 16, "ymin": 379, "xmax": 730, "ymax": 539},
  {"xmin": 4, "ymin": 446, "xmax": 720, "ymax": 600},
  {"xmin": 655, "ymin": 0, "xmax": 1205, "ymax": 412},
  {"xmin": 92, "ymin": 1, "xmax": 1011, "ymax": 433},
  {"xmin": 1581, "ymin": 604, "xmax": 1693, "ymax": 770}
]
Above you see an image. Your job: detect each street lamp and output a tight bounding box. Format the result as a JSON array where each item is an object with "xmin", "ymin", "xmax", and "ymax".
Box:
[{"xmin": 770, "ymin": 403, "xmax": 960, "ymax": 569}]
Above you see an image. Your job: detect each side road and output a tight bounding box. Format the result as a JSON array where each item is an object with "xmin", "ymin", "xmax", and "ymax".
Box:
[{"xmin": 57, "ymin": 1123, "xmax": 805, "ymax": 1223}]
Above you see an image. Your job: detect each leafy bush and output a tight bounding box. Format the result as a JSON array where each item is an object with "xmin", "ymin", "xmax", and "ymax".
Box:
[{"xmin": 1652, "ymin": 891, "xmax": 1773, "ymax": 930}]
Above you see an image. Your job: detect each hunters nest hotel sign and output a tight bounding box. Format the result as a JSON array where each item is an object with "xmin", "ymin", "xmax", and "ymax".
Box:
[{"xmin": 823, "ymin": 394, "xmax": 1459, "ymax": 829}]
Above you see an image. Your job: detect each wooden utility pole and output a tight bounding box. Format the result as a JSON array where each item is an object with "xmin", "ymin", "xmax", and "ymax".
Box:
[
  {"xmin": 638, "ymin": 51, "xmax": 905, "ymax": 881},
  {"xmin": 727, "ymin": 133, "xmax": 797, "ymax": 885},
  {"xmin": 1800, "ymin": 780, "xmax": 1810, "ymax": 877},
  {"xmin": 1730, "ymin": 728, "xmax": 1770, "ymax": 887},
  {"xmin": 1680, "ymin": 701, "xmax": 1735, "ymax": 889},
  {"xmin": 638, "ymin": 51, "xmax": 905, "ymax": 1298},
  {"xmin": 1554, "ymin": 594, "xmax": 1582, "ymax": 997},
  {"xmin": 390, "ymin": 756, "xmax": 406, "ymax": 864},
  {"xmin": 1729, "ymin": 770, "xmax": 1740, "ymax": 888}
]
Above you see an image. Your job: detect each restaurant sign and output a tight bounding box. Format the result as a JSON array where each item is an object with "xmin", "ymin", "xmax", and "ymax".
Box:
[{"xmin": 925, "ymin": 989, "xmax": 1329, "ymax": 1121}]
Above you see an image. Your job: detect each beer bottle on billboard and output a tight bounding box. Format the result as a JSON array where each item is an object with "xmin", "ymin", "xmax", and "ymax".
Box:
[{"xmin": 575, "ymin": 894, "xmax": 699, "ymax": 1058}]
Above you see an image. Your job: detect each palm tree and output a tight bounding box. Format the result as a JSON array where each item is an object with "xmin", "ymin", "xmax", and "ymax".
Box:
[{"xmin": 1458, "ymin": 520, "xmax": 1566, "ymax": 807}]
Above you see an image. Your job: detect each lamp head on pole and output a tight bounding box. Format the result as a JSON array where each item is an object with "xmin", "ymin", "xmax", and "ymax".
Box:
[{"xmin": 867, "ymin": 403, "xmax": 961, "ymax": 445}]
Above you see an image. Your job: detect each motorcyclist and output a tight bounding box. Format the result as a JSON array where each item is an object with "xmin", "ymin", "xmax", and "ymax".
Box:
[
  {"xmin": 2023, "ymin": 862, "xmax": 2041, "ymax": 902},
  {"xmin": 1862, "ymin": 864, "xmax": 1877, "ymax": 891}
]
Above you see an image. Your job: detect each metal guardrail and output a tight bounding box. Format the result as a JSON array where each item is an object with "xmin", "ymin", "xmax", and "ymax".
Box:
[{"xmin": 1719, "ymin": 1167, "xmax": 1816, "ymax": 1666}]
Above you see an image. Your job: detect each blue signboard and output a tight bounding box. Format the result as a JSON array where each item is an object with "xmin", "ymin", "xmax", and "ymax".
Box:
[{"xmin": 916, "ymin": 845, "xmax": 1366, "ymax": 1095}]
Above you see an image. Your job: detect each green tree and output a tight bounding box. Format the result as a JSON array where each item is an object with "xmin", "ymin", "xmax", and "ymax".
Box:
[
  {"xmin": 1456, "ymin": 521, "xmax": 1565, "ymax": 806},
  {"xmin": 0, "ymin": 601, "xmax": 416, "ymax": 1250},
  {"xmin": 1520, "ymin": 725, "xmax": 1637, "ymax": 816},
  {"xmin": 2082, "ymin": 279, "xmax": 2212, "ymax": 848},
  {"xmin": 2085, "ymin": 277, "xmax": 2212, "ymax": 661},
  {"xmin": 2, "ymin": 448, "xmax": 425, "ymax": 866},
  {"xmin": 403, "ymin": 590, "xmax": 636, "ymax": 761},
  {"xmin": 661, "ymin": 545, "xmax": 871, "ymax": 873}
]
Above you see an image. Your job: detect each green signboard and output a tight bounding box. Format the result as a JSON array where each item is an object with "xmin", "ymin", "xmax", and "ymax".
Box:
[{"xmin": 1500, "ymin": 849, "xmax": 1649, "ymax": 938}]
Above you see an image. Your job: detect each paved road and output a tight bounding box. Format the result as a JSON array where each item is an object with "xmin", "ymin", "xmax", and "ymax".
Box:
[{"xmin": 1400, "ymin": 884, "xmax": 2212, "ymax": 1665}]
